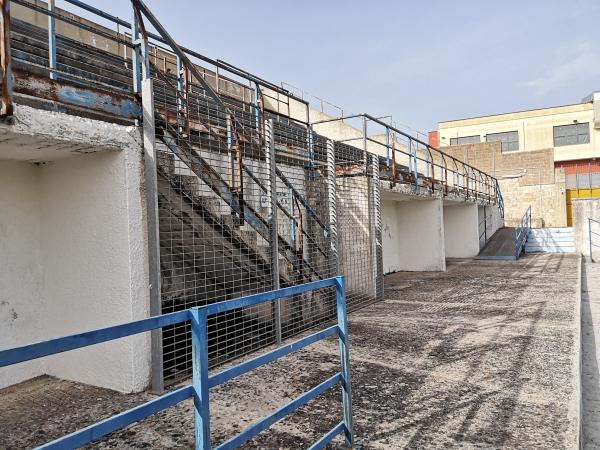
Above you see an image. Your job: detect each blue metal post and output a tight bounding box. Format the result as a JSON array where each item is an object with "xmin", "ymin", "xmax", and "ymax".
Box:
[
  {"xmin": 190, "ymin": 308, "xmax": 211, "ymax": 450},
  {"xmin": 130, "ymin": 8, "xmax": 141, "ymax": 94},
  {"xmin": 335, "ymin": 276, "xmax": 354, "ymax": 447},
  {"xmin": 48, "ymin": 0, "xmax": 56, "ymax": 80},
  {"xmin": 176, "ymin": 55, "xmax": 184, "ymax": 132}
]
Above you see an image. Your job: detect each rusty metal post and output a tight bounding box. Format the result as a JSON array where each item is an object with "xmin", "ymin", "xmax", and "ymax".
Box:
[{"xmin": 0, "ymin": 0, "xmax": 13, "ymax": 117}]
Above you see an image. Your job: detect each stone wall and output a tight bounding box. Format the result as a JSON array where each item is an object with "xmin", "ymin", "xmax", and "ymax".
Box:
[
  {"xmin": 444, "ymin": 142, "xmax": 567, "ymax": 227},
  {"xmin": 572, "ymin": 198, "xmax": 600, "ymax": 259}
]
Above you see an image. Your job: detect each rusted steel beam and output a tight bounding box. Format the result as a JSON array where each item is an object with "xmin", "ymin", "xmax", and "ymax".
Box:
[
  {"xmin": 0, "ymin": 0, "xmax": 13, "ymax": 117},
  {"xmin": 12, "ymin": 68, "xmax": 141, "ymax": 119}
]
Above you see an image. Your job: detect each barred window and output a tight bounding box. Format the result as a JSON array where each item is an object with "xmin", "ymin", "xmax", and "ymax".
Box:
[
  {"xmin": 486, "ymin": 131, "xmax": 519, "ymax": 152},
  {"xmin": 449, "ymin": 135, "xmax": 480, "ymax": 145},
  {"xmin": 553, "ymin": 122, "xmax": 589, "ymax": 147}
]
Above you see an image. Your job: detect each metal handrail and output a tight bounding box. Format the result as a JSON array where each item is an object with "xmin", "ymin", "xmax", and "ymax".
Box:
[
  {"xmin": 589, "ymin": 218, "xmax": 600, "ymax": 262},
  {"xmin": 515, "ymin": 205, "xmax": 532, "ymax": 259},
  {"xmin": 0, "ymin": 277, "xmax": 354, "ymax": 449}
]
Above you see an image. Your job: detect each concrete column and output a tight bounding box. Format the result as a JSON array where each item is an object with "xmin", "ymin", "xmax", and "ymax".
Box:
[
  {"xmin": 444, "ymin": 203, "xmax": 480, "ymax": 258},
  {"xmin": 382, "ymin": 197, "xmax": 445, "ymax": 272}
]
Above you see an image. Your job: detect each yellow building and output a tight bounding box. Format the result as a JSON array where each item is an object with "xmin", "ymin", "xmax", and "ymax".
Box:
[{"xmin": 438, "ymin": 93, "xmax": 600, "ymax": 225}]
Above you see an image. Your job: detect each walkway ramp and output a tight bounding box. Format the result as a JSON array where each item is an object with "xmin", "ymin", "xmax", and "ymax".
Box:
[{"xmin": 476, "ymin": 227, "xmax": 517, "ymax": 260}]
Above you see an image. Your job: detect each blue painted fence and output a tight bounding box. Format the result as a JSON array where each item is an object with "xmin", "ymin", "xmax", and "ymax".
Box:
[
  {"xmin": 515, "ymin": 205, "xmax": 531, "ymax": 260},
  {"xmin": 0, "ymin": 277, "xmax": 354, "ymax": 449}
]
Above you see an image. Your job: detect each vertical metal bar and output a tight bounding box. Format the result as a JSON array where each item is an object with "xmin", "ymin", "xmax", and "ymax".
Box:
[
  {"xmin": 141, "ymin": 78, "xmax": 163, "ymax": 394},
  {"xmin": 130, "ymin": 7, "xmax": 141, "ymax": 95},
  {"xmin": 326, "ymin": 139, "xmax": 338, "ymax": 277},
  {"xmin": 176, "ymin": 55, "xmax": 184, "ymax": 133},
  {"xmin": 335, "ymin": 276, "xmax": 354, "ymax": 447},
  {"xmin": 0, "ymin": 0, "xmax": 13, "ymax": 117},
  {"xmin": 590, "ymin": 218, "xmax": 593, "ymax": 263},
  {"xmin": 265, "ymin": 119, "xmax": 281, "ymax": 343},
  {"xmin": 48, "ymin": 0, "xmax": 56, "ymax": 80},
  {"xmin": 370, "ymin": 152, "xmax": 383, "ymax": 299},
  {"xmin": 191, "ymin": 307, "xmax": 211, "ymax": 450}
]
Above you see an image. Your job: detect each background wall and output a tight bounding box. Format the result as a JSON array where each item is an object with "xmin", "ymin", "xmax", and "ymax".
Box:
[
  {"xmin": 572, "ymin": 198, "xmax": 600, "ymax": 260},
  {"xmin": 444, "ymin": 142, "xmax": 567, "ymax": 227},
  {"xmin": 382, "ymin": 198, "xmax": 445, "ymax": 272},
  {"xmin": 444, "ymin": 204, "xmax": 479, "ymax": 258}
]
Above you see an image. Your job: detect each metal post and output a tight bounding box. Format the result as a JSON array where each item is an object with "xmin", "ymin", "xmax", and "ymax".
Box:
[
  {"xmin": 326, "ymin": 139, "xmax": 339, "ymax": 277},
  {"xmin": 265, "ymin": 119, "xmax": 281, "ymax": 343},
  {"xmin": 48, "ymin": 0, "xmax": 56, "ymax": 80},
  {"xmin": 370, "ymin": 152, "xmax": 383, "ymax": 299},
  {"xmin": 335, "ymin": 276, "xmax": 354, "ymax": 447},
  {"xmin": 141, "ymin": 76, "xmax": 163, "ymax": 394},
  {"xmin": 590, "ymin": 218, "xmax": 593, "ymax": 263},
  {"xmin": 0, "ymin": 0, "xmax": 13, "ymax": 117},
  {"xmin": 176, "ymin": 55, "xmax": 184, "ymax": 133},
  {"xmin": 190, "ymin": 307, "xmax": 211, "ymax": 450},
  {"xmin": 130, "ymin": 7, "xmax": 141, "ymax": 95}
]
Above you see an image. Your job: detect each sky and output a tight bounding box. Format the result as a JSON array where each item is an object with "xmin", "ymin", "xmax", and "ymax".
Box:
[{"xmin": 58, "ymin": 0, "xmax": 600, "ymax": 135}]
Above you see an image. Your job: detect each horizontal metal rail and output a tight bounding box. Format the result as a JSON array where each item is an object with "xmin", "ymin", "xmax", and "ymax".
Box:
[{"xmin": 0, "ymin": 277, "xmax": 354, "ymax": 449}]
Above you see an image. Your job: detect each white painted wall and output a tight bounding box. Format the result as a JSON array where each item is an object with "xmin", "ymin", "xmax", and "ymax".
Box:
[
  {"xmin": 444, "ymin": 203, "xmax": 480, "ymax": 258},
  {"xmin": 0, "ymin": 147, "xmax": 151, "ymax": 393},
  {"xmin": 0, "ymin": 162, "xmax": 46, "ymax": 387},
  {"xmin": 382, "ymin": 198, "xmax": 445, "ymax": 272}
]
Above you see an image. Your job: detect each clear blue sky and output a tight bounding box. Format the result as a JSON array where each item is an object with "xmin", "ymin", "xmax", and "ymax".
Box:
[{"xmin": 59, "ymin": 0, "xmax": 600, "ymax": 134}]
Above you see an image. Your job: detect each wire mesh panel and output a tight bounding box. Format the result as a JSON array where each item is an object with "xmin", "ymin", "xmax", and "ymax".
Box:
[
  {"xmin": 333, "ymin": 141, "xmax": 383, "ymax": 311},
  {"xmin": 153, "ymin": 64, "xmax": 342, "ymax": 384},
  {"xmin": 154, "ymin": 67, "xmax": 280, "ymax": 383}
]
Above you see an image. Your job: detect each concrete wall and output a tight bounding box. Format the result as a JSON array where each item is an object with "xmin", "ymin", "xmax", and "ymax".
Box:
[
  {"xmin": 439, "ymin": 101, "xmax": 599, "ymax": 162},
  {"xmin": 382, "ymin": 198, "xmax": 445, "ymax": 272},
  {"xmin": 0, "ymin": 147, "xmax": 151, "ymax": 393},
  {"xmin": 444, "ymin": 203, "xmax": 480, "ymax": 258},
  {"xmin": 572, "ymin": 198, "xmax": 600, "ymax": 260}
]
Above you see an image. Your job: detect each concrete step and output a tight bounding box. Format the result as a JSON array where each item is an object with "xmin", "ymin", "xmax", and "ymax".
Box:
[
  {"xmin": 525, "ymin": 245, "xmax": 576, "ymax": 253},
  {"xmin": 528, "ymin": 227, "xmax": 574, "ymax": 236},
  {"xmin": 527, "ymin": 235, "xmax": 575, "ymax": 242}
]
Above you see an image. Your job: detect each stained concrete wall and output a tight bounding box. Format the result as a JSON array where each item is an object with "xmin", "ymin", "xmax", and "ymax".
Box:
[
  {"xmin": 444, "ymin": 203, "xmax": 480, "ymax": 258},
  {"xmin": 0, "ymin": 114, "xmax": 151, "ymax": 393},
  {"xmin": 382, "ymin": 197, "xmax": 445, "ymax": 272},
  {"xmin": 572, "ymin": 198, "xmax": 600, "ymax": 260}
]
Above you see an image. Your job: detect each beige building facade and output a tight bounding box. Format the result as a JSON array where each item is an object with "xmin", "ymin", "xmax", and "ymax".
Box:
[{"xmin": 438, "ymin": 93, "xmax": 600, "ymax": 226}]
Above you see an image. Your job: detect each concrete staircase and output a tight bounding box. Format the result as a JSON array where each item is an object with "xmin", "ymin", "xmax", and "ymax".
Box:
[{"xmin": 526, "ymin": 228, "xmax": 576, "ymax": 253}]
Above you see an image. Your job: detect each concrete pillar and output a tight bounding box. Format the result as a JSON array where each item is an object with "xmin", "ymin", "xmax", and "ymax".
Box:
[
  {"xmin": 444, "ymin": 203, "xmax": 480, "ymax": 258},
  {"xmin": 382, "ymin": 197, "xmax": 445, "ymax": 272}
]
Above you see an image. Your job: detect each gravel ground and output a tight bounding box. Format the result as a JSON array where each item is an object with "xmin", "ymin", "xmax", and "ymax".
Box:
[{"xmin": 0, "ymin": 253, "xmax": 581, "ymax": 449}]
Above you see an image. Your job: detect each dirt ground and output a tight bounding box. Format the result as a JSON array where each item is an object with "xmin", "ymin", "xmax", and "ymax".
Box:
[{"xmin": 0, "ymin": 253, "xmax": 581, "ymax": 449}]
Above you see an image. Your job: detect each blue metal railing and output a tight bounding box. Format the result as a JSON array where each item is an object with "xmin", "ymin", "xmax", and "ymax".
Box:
[
  {"xmin": 0, "ymin": 277, "xmax": 354, "ymax": 449},
  {"xmin": 589, "ymin": 218, "xmax": 600, "ymax": 262},
  {"xmin": 515, "ymin": 205, "xmax": 532, "ymax": 260}
]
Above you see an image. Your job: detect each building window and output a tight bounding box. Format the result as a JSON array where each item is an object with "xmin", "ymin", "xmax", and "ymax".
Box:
[
  {"xmin": 485, "ymin": 131, "xmax": 519, "ymax": 152},
  {"xmin": 553, "ymin": 122, "xmax": 590, "ymax": 147},
  {"xmin": 449, "ymin": 135, "xmax": 480, "ymax": 145}
]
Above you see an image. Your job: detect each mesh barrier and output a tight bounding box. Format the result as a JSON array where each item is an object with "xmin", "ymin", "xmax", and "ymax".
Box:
[{"xmin": 152, "ymin": 66, "xmax": 363, "ymax": 384}]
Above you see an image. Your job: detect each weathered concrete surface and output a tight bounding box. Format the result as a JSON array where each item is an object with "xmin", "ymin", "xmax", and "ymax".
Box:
[
  {"xmin": 582, "ymin": 261, "xmax": 600, "ymax": 449},
  {"xmin": 0, "ymin": 254, "xmax": 580, "ymax": 449}
]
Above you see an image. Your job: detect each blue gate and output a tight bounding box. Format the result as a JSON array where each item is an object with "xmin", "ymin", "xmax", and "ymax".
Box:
[{"xmin": 0, "ymin": 277, "xmax": 354, "ymax": 449}]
